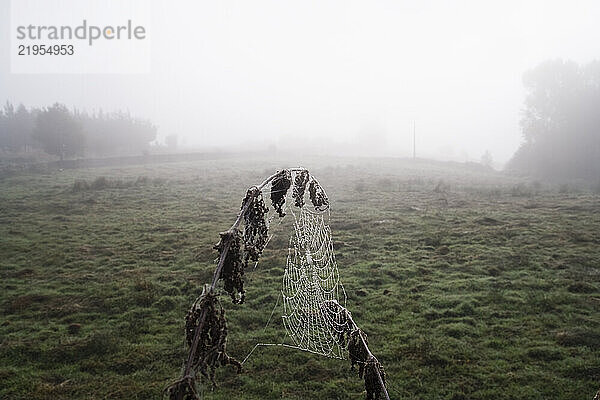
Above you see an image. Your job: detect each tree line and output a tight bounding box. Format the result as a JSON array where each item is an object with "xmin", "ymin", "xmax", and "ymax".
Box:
[
  {"xmin": 0, "ymin": 102, "xmax": 157, "ymax": 160},
  {"xmin": 508, "ymin": 59, "xmax": 600, "ymax": 181}
]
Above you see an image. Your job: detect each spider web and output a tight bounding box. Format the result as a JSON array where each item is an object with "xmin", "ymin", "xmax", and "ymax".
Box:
[
  {"xmin": 241, "ymin": 172, "xmax": 351, "ymax": 363},
  {"xmin": 281, "ymin": 204, "xmax": 349, "ymax": 359}
]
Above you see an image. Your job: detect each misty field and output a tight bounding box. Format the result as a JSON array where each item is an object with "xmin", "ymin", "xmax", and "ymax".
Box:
[{"xmin": 1, "ymin": 157, "xmax": 599, "ymax": 400}]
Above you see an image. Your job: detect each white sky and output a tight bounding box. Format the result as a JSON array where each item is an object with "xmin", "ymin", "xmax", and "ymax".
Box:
[{"xmin": 1, "ymin": 0, "xmax": 599, "ymax": 165}]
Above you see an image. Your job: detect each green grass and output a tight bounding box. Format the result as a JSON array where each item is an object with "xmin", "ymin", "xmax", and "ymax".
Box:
[{"xmin": 1, "ymin": 157, "xmax": 599, "ymax": 399}]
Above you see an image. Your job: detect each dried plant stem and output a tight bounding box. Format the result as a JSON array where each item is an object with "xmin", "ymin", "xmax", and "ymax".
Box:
[
  {"xmin": 340, "ymin": 303, "xmax": 390, "ymax": 400},
  {"xmin": 171, "ymin": 169, "xmax": 304, "ymax": 399},
  {"xmin": 170, "ymin": 168, "xmax": 390, "ymax": 400}
]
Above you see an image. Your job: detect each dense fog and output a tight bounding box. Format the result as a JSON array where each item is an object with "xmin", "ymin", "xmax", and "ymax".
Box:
[{"xmin": 1, "ymin": 0, "xmax": 599, "ymax": 172}]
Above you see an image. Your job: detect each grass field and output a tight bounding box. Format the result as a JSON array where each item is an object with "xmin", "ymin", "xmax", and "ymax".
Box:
[{"xmin": 1, "ymin": 156, "xmax": 599, "ymax": 399}]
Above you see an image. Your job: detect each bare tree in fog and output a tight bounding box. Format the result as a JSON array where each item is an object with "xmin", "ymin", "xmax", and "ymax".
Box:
[
  {"xmin": 507, "ymin": 59, "xmax": 600, "ymax": 180},
  {"xmin": 75, "ymin": 110, "xmax": 157, "ymax": 157},
  {"xmin": 34, "ymin": 103, "xmax": 85, "ymax": 161},
  {"xmin": 0, "ymin": 102, "xmax": 37, "ymax": 153}
]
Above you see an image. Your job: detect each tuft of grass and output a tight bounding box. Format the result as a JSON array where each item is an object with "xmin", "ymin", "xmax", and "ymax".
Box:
[
  {"xmin": 90, "ymin": 176, "xmax": 109, "ymax": 190},
  {"xmin": 556, "ymin": 329, "xmax": 600, "ymax": 349},
  {"xmin": 72, "ymin": 179, "xmax": 89, "ymax": 192},
  {"xmin": 71, "ymin": 175, "xmax": 154, "ymax": 191}
]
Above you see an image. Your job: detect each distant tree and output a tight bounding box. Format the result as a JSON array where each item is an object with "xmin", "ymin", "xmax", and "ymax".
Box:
[
  {"xmin": 507, "ymin": 59, "xmax": 600, "ymax": 180},
  {"xmin": 0, "ymin": 102, "xmax": 37, "ymax": 152},
  {"xmin": 481, "ymin": 150, "xmax": 493, "ymax": 168},
  {"xmin": 34, "ymin": 103, "xmax": 84, "ymax": 160},
  {"xmin": 1, "ymin": 102, "xmax": 17, "ymax": 151},
  {"xmin": 75, "ymin": 109, "xmax": 116, "ymax": 157},
  {"xmin": 77, "ymin": 109, "xmax": 157, "ymax": 157},
  {"xmin": 15, "ymin": 104, "xmax": 37, "ymax": 151},
  {"xmin": 126, "ymin": 114, "xmax": 157, "ymax": 154},
  {"xmin": 0, "ymin": 104, "xmax": 8, "ymax": 151}
]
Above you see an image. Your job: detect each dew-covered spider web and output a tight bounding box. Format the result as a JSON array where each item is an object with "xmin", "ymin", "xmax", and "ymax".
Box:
[
  {"xmin": 242, "ymin": 172, "xmax": 352, "ymax": 363},
  {"xmin": 281, "ymin": 205, "xmax": 349, "ymax": 359}
]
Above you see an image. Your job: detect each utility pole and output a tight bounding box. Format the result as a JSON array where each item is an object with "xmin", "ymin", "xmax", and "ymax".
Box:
[{"xmin": 413, "ymin": 120, "xmax": 416, "ymax": 159}]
